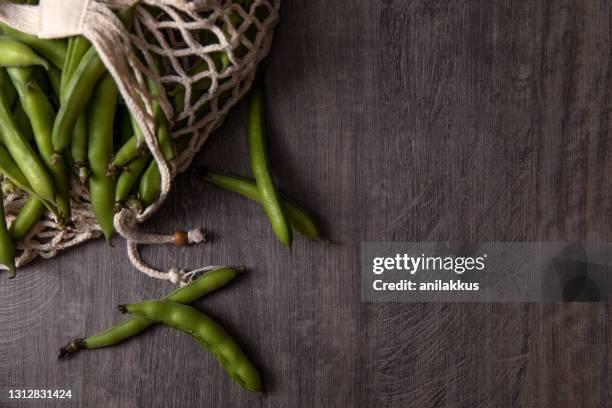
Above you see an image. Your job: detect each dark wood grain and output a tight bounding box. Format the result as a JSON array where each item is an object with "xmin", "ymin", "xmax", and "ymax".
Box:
[{"xmin": 1, "ymin": 1, "xmax": 610, "ymax": 407}]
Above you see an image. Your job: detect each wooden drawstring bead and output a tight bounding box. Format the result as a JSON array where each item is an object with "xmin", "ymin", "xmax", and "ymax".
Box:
[{"xmin": 173, "ymin": 231, "xmax": 189, "ymax": 246}]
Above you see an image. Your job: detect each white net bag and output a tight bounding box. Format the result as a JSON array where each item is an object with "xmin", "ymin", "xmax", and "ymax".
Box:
[{"xmin": 0, "ymin": 0, "xmax": 280, "ymax": 283}]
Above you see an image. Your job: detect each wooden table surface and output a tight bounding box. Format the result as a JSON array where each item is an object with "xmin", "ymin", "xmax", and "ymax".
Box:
[{"xmin": 1, "ymin": 1, "xmax": 611, "ymax": 407}]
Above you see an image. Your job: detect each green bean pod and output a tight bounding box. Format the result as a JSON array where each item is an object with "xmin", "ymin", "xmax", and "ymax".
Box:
[
  {"xmin": 71, "ymin": 113, "xmax": 89, "ymax": 184},
  {"xmin": 248, "ymin": 86, "xmax": 292, "ymax": 248},
  {"xmin": 0, "ymin": 84, "xmax": 56, "ymax": 203},
  {"xmin": 138, "ymin": 163, "xmax": 162, "ymax": 207},
  {"xmin": 120, "ymin": 300, "xmax": 262, "ymax": 393},
  {"xmin": 116, "ymin": 106, "xmax": 134, "ymax": 144},
  {"xmin": 107, "ymin": 135, "xmax": 140, "ymax": 177},
  {"xmin": 58, "ymin": 267, "xmax": 243, "ymax": 355},
  {"xmin": 12, "ymin": 101, "xmax": 34, "ymax": 142},
  {"xmin": 52, "ymin": 47, "xmax": 105, "ymax": 152},
  {"xmin": 31, "ymin": 67, "xmax": 52, "ymax": 95},
  {"xmin": 147, "ymin": 77, "xmax": 176, "ymax": 161},
  {"xmin": 61, "ymin": 36, "xmax": 90, "ymax": 96},
  {"xmin": 88, "ymin": 74, "xmax": 118, "ymax": 242},
  {"xmin": 9, "ymin": 195, "xmax": 44, "ymax": 242},
  {"xmin": 137, "ymin": 119, "xmax": 175, "ymax": 207},
  {"xmin": 0, "ymin": 192, "xmax": 16, "ymax": 277},
  {"xmin": 130, "ymin": 111, "xmax": 145, "ymax": 148},
  {"xmin": 8, "ymin": 67, "xmax": 71, "ymax": 221},
  {"xmin": 0, "ymin": 36, "xmax": 50, "ymax": 70},
  {"xmin": 0, "ymin": 144, "xmax": 60, "ymax": 220},
  {"xmin": 203, "ymin": 172, "xmax": 322, "ymax": 241},
  {"xmin": 0, "ymin": 23, "xmax": 66, "ymax": 69},
  {"xmin": 0, "ymin": 69, "xmax": 17, "ymax": 107},
  {"xmin": 0, "ymin": 144, "xmax": 33, "ymax": 193},
  {"xmin": 138, "ymin": 79, "xmax": 176, "ymax": 207},
  {"xmin": 59, "ymin": 38, "xmax": 91, "ymax": 184},
  {"xmin": 46, "ymin": 65, "xmax": 61, "ymax": 98},
  {"xmin": 115, "ymin": 154, "xmax": 150, "ymax": 207},
  {"xmin": 51, "ymin": 8, "xmax": 135, "ymax": 153}
]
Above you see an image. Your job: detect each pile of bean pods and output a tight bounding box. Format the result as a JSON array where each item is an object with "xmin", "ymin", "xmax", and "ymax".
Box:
[
  {"xmin": 0, "ymin": 0, "xmax": 273, "ymax": 277},
  {"xmin": 59, "ymin": 267, "xmax": 264, "ymax": 393},
  {"xmin": 0, "ymin": 5, "xmax": 150, "ymax": 277}
]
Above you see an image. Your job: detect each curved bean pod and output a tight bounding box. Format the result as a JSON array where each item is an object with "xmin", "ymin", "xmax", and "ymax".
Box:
[
  {"xmin": 8, "ymin": 67, "xmax": 71, "ymax": 221},
  {"xmin": 203, "ymin": 172, "xmax": 323, "ymax": 241},
  {"xmin": 58, "ymin": 267, "xmax": 243, "ymax": 355},
  {"xmin": 46, "ymin": 65, "xmax": 61, "ymax": 98},
  {"xmin": 0, "ymin": 144, "xmax": 33, "ymax": 193},
  {"xmin": 59, "ymin": 38, "xmax": 91, "ymax": 184},
  {"xmin": 0, "ymin": 144, "xmax": 60, "ymax": 220},
  {"xmin": 51, "ymin": 8, "xmax": 135, "ymax": 153},
  {"xmin": 120, "ymin": 300, "xmax": 262, "ymax": 393},
  {"xmin": 9, "ymin": 195, "xmax": 44, "ymax": 242},
  {"xmin": 115, "ymin": 154, "xmax": 150, "ymax": 207},
  {"xmin": 116, "ymin": 107, "xmax": 134, "ymax": 144},
  {"xmin": 138, "ymin": 79, "xmax": 176, "ymax": 207},
  {"xmin": 147, "ymin": 77, "xmax": 176, "ymax": 160},
  {"xmin": 107, "ymin": 135, "xmax": 140, "ymax": 178},
  {"xmin": 0, "ymin": 68, "xmax": 17, "ymax": 107},
  {"xmin": 138, "ymin": 163, "xmax": 162, "ymax": 207},
  {"xmin": 31, "ymin": 66, "xmax": 52, "ymax": 95},
  {"xmin": 61, "ymin": 36, "xmax": 90, "ymax": 97},
  {"xmin": 248, "ymin": 85, "xmax": 292, "ymax": 248},
  {"xmin": 0, "ymin": 35, "xmax": 50, "ymax": 70},
  {"xmin": 52, "ymin": 47, "xmax": 105, "ymax": 152},
  {"xmin": 137, "ymin": 118, "xmax": 175, "ymax": 207},
  {"xmin": 0, "ymin": 83, "xmax": 56, "ymax": 203},
  {"xmin": 130, "ymin": 111, "xmax": 145, "ymax": 147},
  {"xmin": 12, "ymin": 101, "xmax": 34, "ymax": 142},
  {"xmin": 0, "ymin": 192, "xmax": 16, "ymax": 277},
  {"xmin": 71, "ymin": 113, "xmax": 89, "ymax": 184},
  {"xmin": 88, "ymin": 73, "xmax": 118, "ymax": 242},
  {"xmin": 0, "ymin": 23, "xmax": 66, "ymax": 69}
]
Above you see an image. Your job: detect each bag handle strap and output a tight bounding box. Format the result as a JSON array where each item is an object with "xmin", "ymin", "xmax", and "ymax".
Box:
[{"xmin": 0, "ymin": 0, "xmax": 90, "ymax": 38}]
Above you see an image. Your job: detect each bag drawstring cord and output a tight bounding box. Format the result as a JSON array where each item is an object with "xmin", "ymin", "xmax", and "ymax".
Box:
[{"xmin": 114, "ymin": 208, "xmax": 207, "ymax": 285}]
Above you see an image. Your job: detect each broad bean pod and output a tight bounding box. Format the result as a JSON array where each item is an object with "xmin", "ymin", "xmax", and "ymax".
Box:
[
  {"xmin": 58, "ymin": 267, "xmax": 243, "ymax": 355},
  {"xmin": 87, "ymin": 73, "xmax": 118, "ymax": 242},
  {"xmin": 248, "ymin": 85, "xmax": 292, "ymax": 248},
  {"xmin": 120, "ymin": 300, "xmax": 262, "ymax": 393},
  {"xmin": 8, "ymin": 67, "xmax": 71, "ymax": 221},
  {"xmin": 203, "ymin": 172, "xmax": 323, "ymax": 241},
  {"xmin": 0, "ymin": 82, "xmax": 56, "ymax": 203},
  {"xmin": 0, "ymin": 192, "xmax": 15, "ymax": 277}
]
